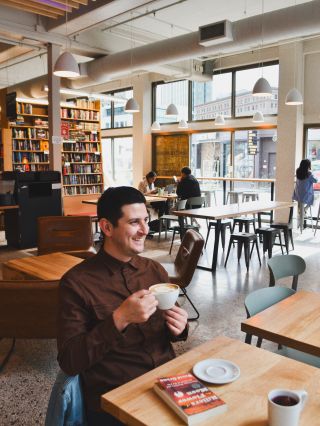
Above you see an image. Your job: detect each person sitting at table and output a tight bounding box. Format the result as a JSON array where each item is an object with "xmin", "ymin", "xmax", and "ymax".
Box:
[
  {"xmin": 292, "ymin": 158, "xmax": 317, "ymax": 231},
  {"xmin": 57, "ymin": 186, "xmax": 188, "ymax": 426},
  {"xmin": 176, "ymin": 166, "xmax": 201, "ymax": 201},
  {"xmin": 138, "ymin": 171, "xmax": 165, "ymax": 217},
  {"xmin": 138, "ymin": 170, "xmax": 158, "ymax": 194}
]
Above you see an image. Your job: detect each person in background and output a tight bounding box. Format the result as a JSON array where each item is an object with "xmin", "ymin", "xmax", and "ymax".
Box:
[
  {"xmin": 57, "ymin": 187, "xmax": 188, "ymax": 426},
  {"xmin": 176, "ymin": 166, "xmax": 201, "ymax": 200},
  {"xmin": 292, "ymin": 158, "xmax": 317, "ymax": 231},
  {"xmin": 138, "ymin": 171, "xmax": 158, "ymax": 194},
  {"xmin": 138, "ymin": 171, "xmax": 165, "ymax": 217}
]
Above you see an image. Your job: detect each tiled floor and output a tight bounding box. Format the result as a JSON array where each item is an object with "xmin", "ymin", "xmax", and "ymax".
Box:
[{"xmin": 0, "ymin": 225, "xmax": 320, "ymax": 425}]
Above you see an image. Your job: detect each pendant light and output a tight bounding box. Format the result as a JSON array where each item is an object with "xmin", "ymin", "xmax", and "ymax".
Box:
[
  {"xmin": 252, "ymin": 0, "xmax": 272, "ymax": 97},
  {"xmin": 166, "ymin": 103, "xmax": 179, "ymax": 116},
  {"xmin": 178, "ymin": 119, "xmax": 188, "ymax": 129},
  {"xmin": 215, "ymin": 114, "xmax": 225, "ymax": 125},
  {"xmin": 252, "ymin": 111, "xmax": 264, "ymax": 123},
  {"xmin": 285, "ymin": 3, "xmax": 303, "ymax": 106},
  {"xmin": 151, "ymin": 121, "xmax": 161, "ymax": 131},
  {"xmin": 53, "ymin": 0, "xmax": 80, "ymax": 78},
  {"xmin": 125, "ymin": 12, "xmax": 140, "ymax": 113}
]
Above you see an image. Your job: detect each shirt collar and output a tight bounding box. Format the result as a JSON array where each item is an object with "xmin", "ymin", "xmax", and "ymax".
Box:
[{"xmin": 98, "ymin": 247, "xmax": 140, "ymax": 274}]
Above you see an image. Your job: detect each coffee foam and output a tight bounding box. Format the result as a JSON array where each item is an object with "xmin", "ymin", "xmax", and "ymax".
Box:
[{"xmin": 150, "ymin": 284, "xmax": 177, "ymax": 293}]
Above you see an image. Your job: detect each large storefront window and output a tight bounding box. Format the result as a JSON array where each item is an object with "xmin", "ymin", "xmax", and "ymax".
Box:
[
  {"xmin": 234, "ymin": 129, "xmax": 277, "ymax": 179},
  {"xmin": 235, "ymin": 64, "xmax": 279, "ymax": 117},
  {"xmin": 102, "ymin": 137, "xmax": 133, "ymax": 186},
  {"xmin": 192, "ymin": 72, "xmax": 232, "ymax": 120},
  {"xmin": 305, "ymin": 127, "xmax": 320, "ymax": 192},
  {"xmin": 101, "ymin": 89, "xmax": 133, "ymax": 129},
  {"xmin": 154, "ymin": 80, "xmax": 188, "ymax": 123}
]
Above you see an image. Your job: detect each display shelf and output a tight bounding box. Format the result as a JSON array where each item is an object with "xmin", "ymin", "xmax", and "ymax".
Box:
[{"xmin": 61, "ymin": 99, "xmax": 103, "ymax": 198}]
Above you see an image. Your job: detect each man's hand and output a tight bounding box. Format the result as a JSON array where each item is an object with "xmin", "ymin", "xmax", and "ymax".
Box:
[
  {"xmin": 164, "ymin": 305, "xmax": 188, "ymax": 336},
  {"xmin": 113, "ymin": 290, "xmax": 158, "ymax": 332}
]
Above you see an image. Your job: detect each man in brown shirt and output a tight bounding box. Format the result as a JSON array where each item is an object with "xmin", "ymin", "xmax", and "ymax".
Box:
[{"xmin": 57, "ymin": 186, "xmax": 188, "ymax": 425}]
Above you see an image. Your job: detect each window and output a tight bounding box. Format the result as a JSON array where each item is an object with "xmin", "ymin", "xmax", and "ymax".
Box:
[
  {"xmin": 305, "ymin": 127, "xmax": 320, "ymax": 191},
  {"xmin": 102, "ymin": 137, "xmax": 133, "ymax": 185},
  {"xmin": 101, "ymin": 89, "xmax": 133, "ymax": 129},
  {"xmin": 235, "ymin": 64, "xmax": 279, "ymax": 117},
  {"xmin": 154, "ymin": 80, "xmax": 189, "ymax": 123},
  {"xmin": 234, "ymin": 129, "xmax": 277, "ymax": 179},
  {"xmin": 192, "ymin": 73, "xmax": 232, "ymax": 120}
]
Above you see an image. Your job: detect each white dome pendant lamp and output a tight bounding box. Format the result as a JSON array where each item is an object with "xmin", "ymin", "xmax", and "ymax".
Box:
[
  {"xmin": 53, "ymin": 1, "xmax": 80, "ymax": 78},
  {"xmin": 215, "ymin": 114, "xmax": 225, "ymax": 125},
  {"xmin": 252, "ymin": 111, "xmax": 264, "ymax": 123},
  {"xmin": 151, "ymin": 121, "xmax": 161, "ymax": 131}
]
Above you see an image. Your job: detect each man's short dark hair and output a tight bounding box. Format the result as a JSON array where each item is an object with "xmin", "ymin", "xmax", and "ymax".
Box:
[
  {"xmin": 181, "ymin": 166, "xmax": 191, "ymax": 175},
  {"xmin": 97, "ymin": 186, "xmax": 146, "ymax": 226},
  {"xmin": 146, "ymin": 171, "xmax": 157, "ymax": 179}
]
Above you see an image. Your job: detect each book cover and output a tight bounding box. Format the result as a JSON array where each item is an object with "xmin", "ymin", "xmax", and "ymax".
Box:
[{"xmin": 154, "ymin": 373, "xmax": 227, "ymax": 425}]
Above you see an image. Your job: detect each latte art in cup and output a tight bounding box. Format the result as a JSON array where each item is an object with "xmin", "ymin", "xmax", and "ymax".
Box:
[{"xmin": 149, "ymin": 283, "xmax": 180, "ymax": 310}]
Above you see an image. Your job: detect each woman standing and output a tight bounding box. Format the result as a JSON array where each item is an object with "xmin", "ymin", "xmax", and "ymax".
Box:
[{"xmin": 293, "ymin": 159, "xmax": 317, "ymax": 232}]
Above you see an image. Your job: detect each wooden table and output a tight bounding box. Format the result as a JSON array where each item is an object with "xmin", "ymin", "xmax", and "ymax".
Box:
[
  {"xmin": 82, "ymin": 196, "xmax": 171, "ymax": 204},
  {"xmin": 2, "ymin": 252, "xmax": 83, "ymax": 280},
  {"xmin": 173, "ymin": 201, "xmax": 293, "ymax": 272},
  {"xmin": 101, "ymin": 335, "xmax": 320, "ymax": 425},
  {"xmin": 241, "ymin": 290, "xmax": 320, "ymax": 357}
]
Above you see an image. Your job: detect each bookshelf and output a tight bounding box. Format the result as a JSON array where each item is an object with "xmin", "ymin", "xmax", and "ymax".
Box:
[
  {"xmin": 61, "ymin": 98, "xmax": 103, "ymax": 198},
  {"xmin": 10, "ymin": 101, "xmax": 49, "ymax": 172}
]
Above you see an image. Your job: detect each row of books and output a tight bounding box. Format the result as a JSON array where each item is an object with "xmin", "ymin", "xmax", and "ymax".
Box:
[
  {"xmin": 13, "ymin": 140, "xmax": 49, "ymax": 151},
  {"xmin": 63, "ymin": 174, "xmax": 102, "ymax": 185},
  {"xmin": 16, "ymin": 103, "xmax": 33, "ymax": 114},
  {"xmin": 62, "ymin": 142, "xmax": 100, "ymax": 153},
  {"xmin": 62, "ymin": 164, "xmax": 102, "ymax": 174},
  {"xmin": 13, "ymin": 152, "xmax": 49, "ymax": 163},
  {"xmin": 62, "ymin": 152, "xmax": 101, "ymax": 163},
  {"xmin": 13, "ymin": 164, "xmax": 50, "ymax": 172},
  {"xmin": 61, "ymin": 108, "xmax": 99, "ymax": 121},
  {"xmin": 12, "ymin": 128, "xmax": 48, "ymax": 139},
  {"xmin": 63, "ymin": 185, "xmax": 103, "ymax": 196}
]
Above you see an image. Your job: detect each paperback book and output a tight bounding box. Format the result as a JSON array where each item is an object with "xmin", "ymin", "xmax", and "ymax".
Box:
[{"xmin": 154, "ymin": 373, "xmax": 227, "ymax": 425}]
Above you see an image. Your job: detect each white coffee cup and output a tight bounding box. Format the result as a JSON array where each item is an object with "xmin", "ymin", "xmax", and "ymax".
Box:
[
  {"xmin": 149, "ymin": 283, "xmax": 180, "ymax": 310},
  {"xmin": 268, "ymin": 389, "xmax": 308, "ymax": 426}
]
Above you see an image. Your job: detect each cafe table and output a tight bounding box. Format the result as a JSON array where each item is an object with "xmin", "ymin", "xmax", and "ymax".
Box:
[
  {"xmin": 2, "ymin": 252, "xmax": 83, "ymax": 280},
  {"xmin": 172, "ymin": 200, "xmax": 294, "ymax": 272},
  {"xmin": 101, "ymin": 335, "xmax": 320, "ymax": 425},
  {"xmin": 241, "ymin": 290, "xmax": 320, "ymax": 357}
]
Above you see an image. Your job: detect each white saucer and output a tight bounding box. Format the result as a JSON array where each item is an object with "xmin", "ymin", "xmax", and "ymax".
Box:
[{"xmin": 193, "ymin": 358, "xmax": 240, "ymax": 384}]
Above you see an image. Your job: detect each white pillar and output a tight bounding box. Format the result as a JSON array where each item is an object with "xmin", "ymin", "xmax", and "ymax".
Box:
[
  {"xmin": 132, "ymin": 74, "xmax": 152, "ymax": 187},
  {"xmin": 275, "ymin": 42, "xmax": 304, "ymax": 221}
]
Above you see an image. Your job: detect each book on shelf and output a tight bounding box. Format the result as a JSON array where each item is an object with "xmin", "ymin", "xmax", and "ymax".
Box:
[{"xmin": 153, "ymin": 373, "xmax": 227, "ymax": 425}]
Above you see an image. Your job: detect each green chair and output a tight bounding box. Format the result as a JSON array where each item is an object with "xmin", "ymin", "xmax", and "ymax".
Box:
[
  {"xmin": 244, "ymin": 286, "xmax": 320, "ymax": 368},
  {"xmin": 267, "ymin": 254, "xmax": 306, "ymax": 291}
]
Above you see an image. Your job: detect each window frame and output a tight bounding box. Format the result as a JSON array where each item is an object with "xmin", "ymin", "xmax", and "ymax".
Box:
[{"xmin": 101, "ymin": 87, "xmax": 133, "ymax": 130}]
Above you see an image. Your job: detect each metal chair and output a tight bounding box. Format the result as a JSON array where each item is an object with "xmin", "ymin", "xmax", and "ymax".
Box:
[
  {"xmin": 161, "ymin": 229, "xmax": 204, "ymax": 321},
  {"xmin": 270, "ymin": 206, "xmax": 294, "ymax": 253},
  {"xmin": 267, "ymin": 254, "xmax": 306, "ymax": 291},
  {"xmin": 158, "ymin": 199, "xmax": 187, "ymax": 242}
]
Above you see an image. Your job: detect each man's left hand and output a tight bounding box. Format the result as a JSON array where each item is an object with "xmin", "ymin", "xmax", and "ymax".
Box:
[{"xmin": 164, "ymin": 305, "xmax": 188, "ymax": 336}]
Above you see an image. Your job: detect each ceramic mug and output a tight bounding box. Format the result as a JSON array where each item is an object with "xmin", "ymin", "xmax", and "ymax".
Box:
[
  {"xmin": 149, "ymin": 283, "xmax": 179, "ymax": 310},
  {"xmin": 268, "ymin": 389, "xmax": 308, "ymax": 426}
]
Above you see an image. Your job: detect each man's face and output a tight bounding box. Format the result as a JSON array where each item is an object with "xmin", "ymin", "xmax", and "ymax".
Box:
[{"xmin": 101, "ymin": 203, "xmax": 149, "ymax": 262}]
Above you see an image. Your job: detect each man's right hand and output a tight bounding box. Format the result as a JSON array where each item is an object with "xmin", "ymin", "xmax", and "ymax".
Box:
[{"xmin": 113, "ymin": 289, "xmax": 158, "ymax": 332}]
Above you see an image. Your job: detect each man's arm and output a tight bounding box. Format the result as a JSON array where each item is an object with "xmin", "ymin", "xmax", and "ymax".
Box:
[{"xmin": 57, "ymin": 279, "xmax": 158, "ymax": 376}]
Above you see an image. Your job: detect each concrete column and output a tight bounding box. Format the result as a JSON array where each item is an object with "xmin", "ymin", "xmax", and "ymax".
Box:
[
  {"xmin": 275, "ymin": 42, "xmax": 304, "ymax": 221},
  {"xmin": 47, "ymin": 43, "xmax": 62, "ymax": 172},
  {"xmin": 132, "ymin": 74, "xmax": 152, "ymax": 187}
]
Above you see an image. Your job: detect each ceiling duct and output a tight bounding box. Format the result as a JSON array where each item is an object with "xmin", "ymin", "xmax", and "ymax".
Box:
[{"xmin": 67, "ymin": 0, "xmax": 320, "ymax": 90}]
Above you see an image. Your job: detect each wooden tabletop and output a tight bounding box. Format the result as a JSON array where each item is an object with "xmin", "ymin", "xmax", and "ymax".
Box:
[
  {"xmin": 82, "ymin": 196, "xmax": 172, "ymax": 204},
  {"xmin": 172, "ymin": 200, "xmax": 294, "ymax": 220},
  {"xmin": 0, "ymin": 205, "xmax": 19, "ymax": 210},
  {"xmin": 101, "ymin": 336, "xmax": 320, "ymax": 425},
  {"xmin": 2, "ymin": 252, "xmax": 83, "ymax": 281},
  {"xmin": 241, "ymin": 290, "xmax": 320, "ymax": 357}
]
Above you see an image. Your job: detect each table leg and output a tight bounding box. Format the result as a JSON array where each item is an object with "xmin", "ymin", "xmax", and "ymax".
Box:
[{"xmin": 197, "ymin": 218, "xmax": 221, "ymax": 273}]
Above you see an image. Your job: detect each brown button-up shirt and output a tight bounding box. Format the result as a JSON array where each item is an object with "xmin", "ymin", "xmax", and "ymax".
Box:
[{"xmin": 57, "ymin": 249, "xmax": 188, "ymax": 412}]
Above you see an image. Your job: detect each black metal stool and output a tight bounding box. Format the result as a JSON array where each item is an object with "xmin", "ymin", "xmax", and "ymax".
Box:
[
  {"xmin": 224, "ymin": 232, "xmax": 261, "ymax": 270},
  {"xmin": 254, "ymin": 227, "xmax": 284, "ymax": 258},
  {"xmin": 232, "ymin": 217, "xmax": 256, "ymax": 233},
  {"xmin": 205, "ymin": 219, "xmax": 232, "ymax": 250}
]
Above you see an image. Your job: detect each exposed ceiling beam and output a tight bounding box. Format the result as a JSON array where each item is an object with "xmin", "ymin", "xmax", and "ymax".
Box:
[{"xmin": 0, "ymin": 0, "xmax": 61, "ymax": 18}]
